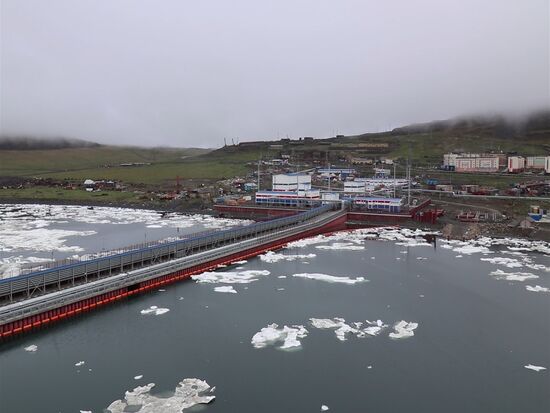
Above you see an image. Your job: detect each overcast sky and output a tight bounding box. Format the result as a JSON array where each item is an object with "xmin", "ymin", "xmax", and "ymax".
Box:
[{"xmin": 1, "ymin": 0, "xmax": 548, "ymax": 148}]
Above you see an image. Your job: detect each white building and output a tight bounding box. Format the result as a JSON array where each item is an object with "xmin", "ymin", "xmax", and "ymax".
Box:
[
  {"xmin": 526, "ymin": 156, "xmax": 547, "ymax": 169},
  {"xmin": 508, "ymin": 156, "xmax": 525, "ymax": 173},
  {"xmin": 444, "ymin": 153, "xmax": 500, "ymax": 172},
  {"xmin": 321, "ymin": 192, "xmax": 340, "ymax": 204},
  {"xmin": 353, "ymin": 197, "xmax": 403, "ymax": 213},
  {"xmin": 272, "ymin": 173, "xmax": 311, "ymax": 191},
  {"xmin": 356, "ymin": 177, "xmax": 409, "ymax": 191},
  {"xmin": 83, "ymin": 179, "xmax": 95, "ymax": 192},
  {"xmin": 255, "ymin": 189, "xmax": 320, "ymax": 207},
  {"xmin": 455, "ymin": 156, "xmax": 499, "ymax": 172},
  {"xmin": 344, "ymin": 181, "xmax": 367, "ymax": 193},
  {"xmin": 443, "ymin": 153, "xmax": 459, "ymax": 167}
]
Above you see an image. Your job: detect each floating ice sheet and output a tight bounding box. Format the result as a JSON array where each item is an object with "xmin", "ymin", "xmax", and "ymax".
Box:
[
  {"xmin": 284, "ymin": 227, "xmax": 438, "ymax": 252},
  {"xmin": 251, "ymin": 323, "xmax": 309, "ymax": 350},
  {"xmin": 140, "ymin": 306, "xmax": 170, "ymax": 316},
  {"xmin": 24, "ymin": 344, "xmax": 38, "ymax": 352},
  {"xmin": 0, "ymin": 203, "xmax": 251, "ymax": 279},
  {"xmin": 525, "ymin": 285, "xmax": 550, "ymax": 293},
  {"xmin": 192, "ymin": 270, "xmax": 269, "ymax": 284},
  {"xmin": 524, "ymin": 364, "xmax": 547, "ymax": 372},
  {"xmin": 292, "ymin": 273, "xmax": 367, "ymax": 285},
  {"xmin": 310, "ymin": 318, "xmax": 387, "ymax": 341},
  {"xmin": 389, "ymin": 321, "xmax": 418, "ymax": 339},
  {"xmin": 316, "ymin": 242, "xmax": 365, "ymax": 251},
  {"xmin": 480, "ymin": 257, "xmax": 523, "ymax": 268},
  {"xmin": 106, "ymin": 378, "xmax": 215, "ymax": 413},
  {"xmin": 214, "ymin": 286, "xmax": 237, "ymax": 294},
  {"xmin": 260, "ymin": 251, "xmax": 317, "ymax": 263},
  {"xmin": 441, "ymin": 237, "xmax": 550, "ymax": 256},
  {"xmin": 490, "ymin": 269, "xmax": 539, "ymax": 282},
  {"xmin": 75, "ymin": 361, "xmax": 86, "ymax": 367}
]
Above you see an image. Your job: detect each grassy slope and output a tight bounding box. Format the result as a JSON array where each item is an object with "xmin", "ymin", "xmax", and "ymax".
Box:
[
  {"xmin": 0, "ymin": 146, "xmax": 213, "ymax": 183},
  {"xmin": 1, "ymin": 114, "xmax": 548, "ymax": 190}
]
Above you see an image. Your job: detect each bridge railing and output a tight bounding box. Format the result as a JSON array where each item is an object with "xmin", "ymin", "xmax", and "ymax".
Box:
[{"xmin": 0, "ymin": 203, "xmax": 337, "ymax": 301}]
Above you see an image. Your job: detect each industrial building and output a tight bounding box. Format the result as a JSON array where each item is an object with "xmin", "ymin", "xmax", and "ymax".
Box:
[
  {"xmin": 255, "ymin": 190, "xmax": 320, "ymax": 207},
  {"xmin": 351, "ymin": 197, "xmax": 404, "ymax": 213},
  {"xmin": 256, "ymin": 173, "xmax": 319, "ymax": 207}
]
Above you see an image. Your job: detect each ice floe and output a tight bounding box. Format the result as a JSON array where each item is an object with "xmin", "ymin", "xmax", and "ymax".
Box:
[
  {"xmin": 490, "ymin": 270, "xmax": 539, "ymax": 282},
  {"xmin": 284, "ymin": 227, "xmax": 438, "ymax": 254},
  {"xmin": 0, "ymin": 203, "xmax": 251, "ymax": 279},
  {"xmin": 232, "ymin": 260, "xmax": 248, "ymax": 265},
  {"xmin": 310, "ymin": 318, "xmax": 387, "ymax": 341},
  {"xmin": 140, "ymin": 306, "xmax": 170, "ymax": 315},
  {"xmin": 134, "ymin": 375, "xmax": 143, "ymax": 380},
  {"xmin": 251, "ymin": 323, "xmax": 309, "ymax": 350},
  {"xmin": 75, "ymin": 361, "xmax": 86, "ymax": 367},
  {"xmin": 24, "ymin": 344, "xmax": 38, "ymax": 352},
  {"xmin": 106, "ymin": 378, "xmax": 215, "ymax": 413},
  {"xmin": 292, "ymin": 273, "xmax": 367, "ymax": 285},
  {"xmin": 316, "ymin": 242, "xmax": 365, "ymax": 251},
  {"xmin": 389, "ymin": 321, "xmax": 418, "ymax": 339},
  {"xmin": 441, "ymin": 236, "xmax": 550, "ymax": 256},
  {"xmin": 480, "ymin": 257, "xmax": 523, "ymax": 268},
  {"xmin": 525, "ymin": 285, "xmax": 550, "ymax": 293},
  {"xmin": 192, "ymin": 270, "xmax": 270, "ymax": 284},
  {"xmin": 321, "ymin": 405, "xmax": 330, "ymax": 411},
  {"xmin": 524, "ymin": 364, "xmax": 547, "ymax": 372},
  {"xmin": 260, "ymin": 251, "xmax": 317, "ymax": 263},
  {"xmin": 214, "ymin": 286, "xmax": 237, "ymax": 294}
]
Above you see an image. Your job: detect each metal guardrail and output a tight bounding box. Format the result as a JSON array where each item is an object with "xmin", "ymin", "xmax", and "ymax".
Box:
[
  {"xmin": 0, "ymin": 204, "xmax": 337, "ymax": 302},
  {"xmin": 15, "ymin": 226, "xmax": 232, "ymax": 275}
]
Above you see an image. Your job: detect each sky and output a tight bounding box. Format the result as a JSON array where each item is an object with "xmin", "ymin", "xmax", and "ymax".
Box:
[{"xmin": 1, "ymin": 0, "xmax": 548, "ymax": 148}]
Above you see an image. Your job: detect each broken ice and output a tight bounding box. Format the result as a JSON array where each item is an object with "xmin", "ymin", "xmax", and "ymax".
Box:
[
  {"xmin": 292, "ymin": 273, "xmax": 367, "ymax": 285},
  {"xmin": 251, "ymin": 323, "xmax": 309, "ymax": 350},
  {"xmin": 192, "ymin": 270, "xmax": 269, "ymax": 284},
  {"xmin": 106, "ymin": 378, "xmax": 215, "ymax": 413},
  {"xmin": 389, "ymin": 321, "xmax": 418, "ymax": 339},
  {"xmin": 310, "ymin": 318, "xmax": 387, "ymax": 341},
  {"xmin": 524, "ymin": 364, "xmax": 546, "ymax": 372},
  {"xmin": 214, "ymin": 286, "xmax": 237, "ymax": 294},
  {"xmin": 260, "ymin": 251, "xmax": 317, "ymax": 263},
  {"xmin": 140, "ymin": 306, "xmax": 170, "ymax": 316}
]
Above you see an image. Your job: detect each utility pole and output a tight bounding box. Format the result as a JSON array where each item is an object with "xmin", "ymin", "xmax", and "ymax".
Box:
[
  {"xmin": 326, "ymin": 151, "xmax": 331, "ymax": 192},
  {"xmin": 407, "ymin": 144, "xmax": 412, "ymax": 206},
  {"xmin": 257, "ymin": 158, "xmax": 261, "ymax": 191},
  {"xmin": 393, "ymin": 162, "xmax": 396, "ymax": 198}
]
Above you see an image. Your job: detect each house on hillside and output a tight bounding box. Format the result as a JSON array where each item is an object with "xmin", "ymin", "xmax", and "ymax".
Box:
[{"xmin": 83, "ymin": 179, "xmax": 96, "ymax": 191}]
